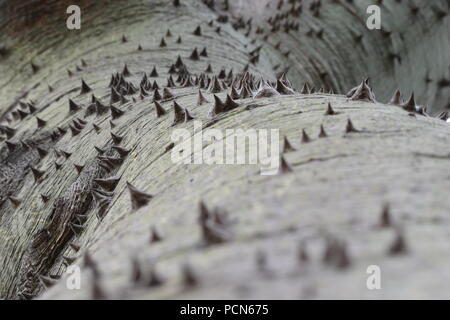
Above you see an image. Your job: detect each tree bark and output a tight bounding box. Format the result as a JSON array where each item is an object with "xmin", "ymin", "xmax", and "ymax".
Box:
[{"xmin": 0, "ymin": 0, "xmax": 449, "ymax": 300}]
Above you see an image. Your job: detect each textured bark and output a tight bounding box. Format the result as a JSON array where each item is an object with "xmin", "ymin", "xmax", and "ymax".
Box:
[{"xmin": 0, "ymin": 0, "xmax": 449, "ymax": 300}]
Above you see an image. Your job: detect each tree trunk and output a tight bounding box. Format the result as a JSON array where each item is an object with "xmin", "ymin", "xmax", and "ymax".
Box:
[{"xmin": 0, "ymin": 0, "xmax": 449, "ymax": 300}]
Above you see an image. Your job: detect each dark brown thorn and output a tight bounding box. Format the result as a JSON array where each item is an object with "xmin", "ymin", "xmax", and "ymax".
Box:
[
  {"xmin": 0, "ymin": 125, "xmax": 16, "ymax": 139},
  {"xmin": 184, "ymin": 108, "xmax": 194, "ymax": 122},
  {"xmin": 63, "ymin": 255, "xmax": 77, "ymax": 265},
  {"xmin": 172, "ymin": 101, "xmax": 185, "ymax": 125},
  {"xmin": 318, "ymin": 125, "xmax": 328, "ymax": 138},
  {"xmin": 335, "ymin": 240, "xmax": 351, "ymax": 269},
  {"xmin": 9, "ymin": 196, "xmax": 22, "ymax": 208},
  {"xmin": 61, "ymin": 150, "xmax": 72, "ymax": 159},
  {"xmin": 5, "ymin": 140, "xmax": 18, "ymax": 153},
  {"xmin": 402, "ymin": 94, "xmax": 416, "ymax": 112},
  {"xmin": 389, "ymin": 89, "xmax": 403, "ymax": 105},
  {"xmin": 325, "ymin": 103, "xmax": 338, "ymax": 115},
  {"xmin": 283, "ymin": 136, "xmax": 296, "ymax": 153},
  {"xmin": 388, "ymin": 229, "xmax": 408, "ymax": 255},
  {"xmin": 193, "ymin": 26, "xmax": 202, "ymax": 36},
  {"xmin": 163, "ymin": 88, "xmax": 175, "ymax": 100},
  {"xmin": 112, "ymin": 146, "xmax": 130, "ymax": 158},
  {"xmin": 126, "ymin": 182, "xmax": 153, "ymax": 210},
  {"xmin": 190, "ymin": 47, "xmax": 200, "ymax": 60},
  {"xmin": 70, "ymin": 223, "xmax": 84, "ymax": 235},
  {"xmin": 208, "ymin": 76, "xmax": 223, "ymax": 93},
  {"xmin": 379, "ymin": 204, "xmax": 391, "ymax": 228},
  {"xmin": 150, "ymin": 66, "xmax": 159, "ymax": 78},
  {"xmin": 110, "ymin": 105, "xmax": 125, "ymax": 119},
  {"xmin": 300, "ymin": 83, "xmax": 311, "ymax": 94},
  {"xmin": 35, "ymin": 117, "xmax": 46, "ymax": 129},
  {"xmin": 152, "ymin": 80, "xmax": 160, "ymax": 91},
  {"xmin": 74, "ymin": 164, "xmax": 84, "ymax": 174},
  {"xmin": 175, "ymin": 55, "xmax": 184, "ymax": 68},
  {"xmin": 166, "ymin": 75, "xmax": 176, "ymax": 87},
  {"xmin": 76, "ymin": 117, "xmax": 87, "ymax": 125},
  {"xmin": 74, "ymin": 215, "xmax": 87, "ymax": 225},
  {"xmin": 111, "ymin": 132, "xmax": 124, "ymax": 144},
  {"xmin": 110, "ymin": 87, "xmax": 121, "ymax": 104},
  {"xmin": 209, "ymin": 94, "xmax": 224, "ymax": 117},
  {"xmin": 69, "ymin": 99, "xmax": 81, "ymax": 112},
  {"xmin": 92, "ymin": 188, "xmax": 114, "ymax": 207},
  {"xmin": 345, "ymin": 118, "xmax": 359, "ymax": 133},
  {"xmin": 254, "ymin": 80, "xmax": 280, "ymax": 99},
  {"xmin": 39, "ymin": 275, "xmax": 58, "ymax": 288},
  {"xmin": 69, "ymin": 243, "xmax": 81, "ymax": 252},
  {"xmin": 346, "ymin": 79, "xmax": 376, "ymax": 102},
  {"xmin": 80, "ymin": 79, "xmax": 92, "ymax": 94},
  {"xmin": 197, "ymin": 90, "xmax": 209, "ymax": 105},
  {"xmin": 301, "ymin": 129, "xmax": 311, "ymax": 143},
  {"xmin": 20, "ymin": 140, "xmax": 30, "ymax": 150},
  {"xmin": 276, "ymin": 79, "xmax": 295, "ymax": 95},
  {"xmin": 182, "ymin": 263, "xmax": 199, "ymax": 287},
  {"xmin": 17, "ymin": 109, "xmax": 29, "ymax": 120},
  {"xmin": 40, "ymin": 194, "xmax": 50, "ymax": 203},
  {"xmin": 230, "ymin": 86, "xmax": 240, "ymax": 100},
  {"xmin": 122, "ymin": 64, "xmax": 132, "ymax": 77},
  {"xmin": 153, "ymin": 88, "xmax": 162, "ymax": 101},
  {"xmin": 154, "ymin": 101, "xmax": 167, "ymax": 117},
  {"xmin": 224, "ymin": 94, "xmax": 239, "ymax": 111},
  {"xmin": 131, "ymin": 258, "xmax": 143, "ymax": 283},
  {"xmin": 94, "ymin": 175, "xmax": 121, "ymax": 191},
  {"xmin": 255, "ymin": 250, "xmax": 267, "ymax": 273},
  {"xmin": 57, "ymin": 127, "xmax": 67, "ymax": 135},
  {"xmin": 279, "ymin": 156, "xmax": 293, "ymax": 174},
  {"xmin": 120, "ymin": 95, "xmax": 129, "ymax": 105},
  {"xmin": 298, "ymin": 241, "xmax": 308, "ymax": 263},
  {"xmin": 31, "ymin": 62, "xmax": 40, "ymax": 74},
  {"xmin": 150, "ymin": 226, "xmax": 163, "ymax": 243},
  {"xmin": 36, "ymin": 147, "xmax": 48, "ymax": 159},
  {"xmin": 93, "ymin": 123, "xmax": 101, "ymax": 133},
  {"xmin": 69, "ymin": 124, "xmax": 81, "ymax": 136},
  {"xmin": 147, "ymin": 265, "xmax": 165, "ymax": 287}
]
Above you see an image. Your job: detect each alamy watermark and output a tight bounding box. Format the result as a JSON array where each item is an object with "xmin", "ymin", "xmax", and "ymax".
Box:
[
  {"xmin": 170, "ymin": 121, "xmax": 280, "ymax": 176},
  {"xmin": 65, "ymin": 265, "xmax": 81, "ymax": 290},
  {"xmin": 66, "ymin": 4, "xmax": 381, "ymax": 31},
  {"xmin": 366, "ymin": 5, "xmax": 381, "ymax": 30},
  {"xmin": 66, "ymin": 5, "xmax": 81, "ymax": 30},
  {"xmin": 366, "ymin": 265, "xmax": 381, "ymax": 290}
]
